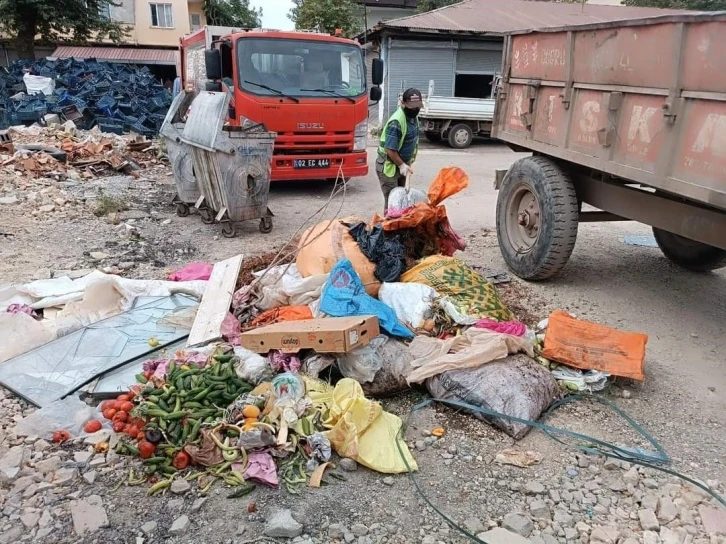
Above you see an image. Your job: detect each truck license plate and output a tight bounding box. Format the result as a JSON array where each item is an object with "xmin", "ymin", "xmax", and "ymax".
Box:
[{"xmin": 294, "ymin": 158, "xmax": 330, "ymax": 169}]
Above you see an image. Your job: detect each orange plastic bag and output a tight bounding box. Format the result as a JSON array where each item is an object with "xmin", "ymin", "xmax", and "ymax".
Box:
[
  {"xmin": 542, "ymin": 310, "xmax": 648, "ymax": 381},
  {"xmin": 372, "ymin": 167, "xmax": 469, "ymax": 256},
  {"xmin": 249, "ymin": 306, "xmax": 313, "ymax": 329}
]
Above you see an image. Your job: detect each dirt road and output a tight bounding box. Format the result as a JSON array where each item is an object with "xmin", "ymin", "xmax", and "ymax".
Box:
[{"xmin": 0, "ymin": 142, "xmax": 724, "ymax": 543}]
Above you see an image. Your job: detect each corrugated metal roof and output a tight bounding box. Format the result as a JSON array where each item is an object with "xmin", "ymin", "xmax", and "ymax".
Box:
[
  {"xmin": 51, "ymin": 46, "xmax": 177, "ymax": 65},
  {"xmin": 371, "ymin": 0, "xmax": 687, "ymax": 34}
]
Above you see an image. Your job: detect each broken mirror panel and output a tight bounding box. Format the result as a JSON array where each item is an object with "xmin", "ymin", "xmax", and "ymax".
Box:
[
  {"xmin": 91, "ymin": 338, "xmax": 187, "ymax": 397},
  {"xmin": 0, "ymin": 294, "xmax": 198, "ymax": 407}
]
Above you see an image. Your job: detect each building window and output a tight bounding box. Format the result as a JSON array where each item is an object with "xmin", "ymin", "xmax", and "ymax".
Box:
[
  {"xmin": 98, "ymin": 3, "xmax": 111, "ymax": 19},
  {"xmin": 150, "ymin": 3, "xmax": 173, "ymax": 28},
  {"xmin": 190, "ymin": 12, "xmax": 201, "ymax": 31}
]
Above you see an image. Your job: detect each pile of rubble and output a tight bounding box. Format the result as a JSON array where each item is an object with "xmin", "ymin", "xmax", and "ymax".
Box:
[
  {"xmin": 0, "ymin": 57, "xmax": 171, "ymax": 135},
  {"xmin": 0, "ymin": 123, "xmax": 167, "ymax": 218}
]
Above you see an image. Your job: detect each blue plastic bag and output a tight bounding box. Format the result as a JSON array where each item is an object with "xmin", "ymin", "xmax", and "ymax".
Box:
[{"xmin": 320, "ymin": 259, "xmax": 414, "ymax": 339}]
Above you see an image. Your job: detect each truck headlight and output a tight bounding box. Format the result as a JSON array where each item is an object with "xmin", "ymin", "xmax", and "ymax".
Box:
[{"xmin": 354, "ymin": 120, "xmax": 367, "ymax": 152}]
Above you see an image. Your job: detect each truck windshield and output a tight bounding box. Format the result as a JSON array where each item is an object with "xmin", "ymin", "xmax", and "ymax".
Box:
[{"xmin": 237, "ymin": 37, "xmax": 366, "ymax": 99}]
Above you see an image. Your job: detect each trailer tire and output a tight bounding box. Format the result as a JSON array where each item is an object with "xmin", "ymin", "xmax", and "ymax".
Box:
[
  {"xmin": 496, "ymin": 156, "xmax": 579, "ymax": 280},
  {"xmin": 447, "ymin": 124, "xmax": 473, "ymax": 149},
  {"xmin": 424, "ymin": 131, "xmax": 441, "ymax": 143},
  {"xmin": 652, "ymin": 228, "xmax": 726, "ymax": 271}
]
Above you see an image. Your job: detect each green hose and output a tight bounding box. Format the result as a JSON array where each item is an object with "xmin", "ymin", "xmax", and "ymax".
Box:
[{"xmin": 395, "ymin": 394, "xmax": 725, "ymax": 544}]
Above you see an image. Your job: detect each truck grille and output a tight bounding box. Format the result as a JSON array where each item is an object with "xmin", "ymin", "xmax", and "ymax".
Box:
[{"xmin": 273, "ymin": 131, "xmax": 353, "ymax": 155}]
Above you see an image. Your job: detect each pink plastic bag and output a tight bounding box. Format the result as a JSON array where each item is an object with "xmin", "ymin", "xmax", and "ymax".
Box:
[
  {"xmin": 475, "ymin": 318, "xmax": 526, "ymax": 337},
  {"xmin": 221, "ymin": 312, "xmax": 242, "ymax": 346},
  {"xmin": 168, "ymin": 263, "xmax": 213, "ymax": 282},
  {"xmin": 241, "ymin": 451, "xmax": 279, "ymax": 487}
]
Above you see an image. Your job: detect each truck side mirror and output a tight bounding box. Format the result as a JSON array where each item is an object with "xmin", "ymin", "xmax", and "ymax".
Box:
[
  {"xmin": 205, "ymin": 48, "xmax": 222, "ymax": 80},
  {"xmin": 371, "ymin": 58, "xmax": 384, "ymax": 86},
  {"xmin": 370, "ymin": 86, "xmax": 382, "ymax": 102}
]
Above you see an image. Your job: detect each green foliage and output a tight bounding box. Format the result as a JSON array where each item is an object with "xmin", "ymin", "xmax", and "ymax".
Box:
[
  {"xmin": 288, "ymin": 0, "xmax": 363, "ymax": 37},
  {"xmin": 0, "ymin": 0, "xmax": 127, "ymax": 60},
  {"xmin": 204, "ymin": 0, "xmax": 262, "ymax": 28},
  {"xmin": 415, "ymin": 0, "xmax": 460, "ymax": 13}
]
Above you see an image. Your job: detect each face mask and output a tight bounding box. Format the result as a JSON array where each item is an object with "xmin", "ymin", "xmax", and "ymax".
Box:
[{"xmin": 404, "ymin": 107, "xmax": 420, "ymax": 119}]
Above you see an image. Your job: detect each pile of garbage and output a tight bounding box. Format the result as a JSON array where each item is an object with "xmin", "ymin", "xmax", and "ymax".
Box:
[
  {"xmin": 0, "ymin": 57, "xmax": 171, "ymax": 135},
  {"xmin": 0, "ymin": 167, "xmax": 650, "ymax": 496}
]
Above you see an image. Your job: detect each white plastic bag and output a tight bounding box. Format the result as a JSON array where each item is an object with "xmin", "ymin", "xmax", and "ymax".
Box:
[
  {"xmin": 378, "ymin": 282, "xmax": 437, "ymax": 329},
  {"xmin": 254, "ymin": 264, "xmax": 327, "ymax": 310},
  {"xmin": 15, "ymin": 396, "xmax": 98, "ymax": 439},
  {"xmin": 23, "ymin": 74, "xmax": 55, "ymax": 96},
  {"xmin": 234, "ymin": 346, "xmax": 274, "ymax": 385},
  {"xmin": 337, "ymin": 335, "xmax": 388, "ymax": 383}
]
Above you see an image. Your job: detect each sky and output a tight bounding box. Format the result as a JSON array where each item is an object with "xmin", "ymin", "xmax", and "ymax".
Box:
[{"xmin": 251, "ymin": 0, "xmax": 295, "ymax": 30}]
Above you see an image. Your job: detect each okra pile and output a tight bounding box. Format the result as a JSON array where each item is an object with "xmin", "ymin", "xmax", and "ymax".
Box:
[
  {"xmin": 137, "ymin": 355, "xmax": 251, "ymax": 445},
  {"xmin": 110, "ymin": 353, "xmax": 253, "ymax": 478}
]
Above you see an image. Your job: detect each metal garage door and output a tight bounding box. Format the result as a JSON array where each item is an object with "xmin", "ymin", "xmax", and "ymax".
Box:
[
  {"xmin": 386, "ymin": 39, "xmax": 456, "ymax": 119},
  {"xmin": 456, "ymin": 41, "xmax": 504, "ymax": 74}
]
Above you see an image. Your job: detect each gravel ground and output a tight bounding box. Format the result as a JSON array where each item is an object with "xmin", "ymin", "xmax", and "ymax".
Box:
[{"xmin": 1, "ymin": 141, "xmax": 724, "ymax": 544}]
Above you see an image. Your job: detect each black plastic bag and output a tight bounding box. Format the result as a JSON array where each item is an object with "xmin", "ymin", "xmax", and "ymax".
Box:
[{"xmin": 347, "ymin": 222, "xmax": 406, "ymax": 283}]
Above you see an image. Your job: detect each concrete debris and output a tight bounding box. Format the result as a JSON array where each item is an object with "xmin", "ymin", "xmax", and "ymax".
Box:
[
  {"xmin": 263, "ymin": 509, "xmax": 303, "ymax": 539},
  {"xmin": 70, "ymin": 495, "xmax": 109, "ymax": 535},
  {"xmin": 168, "ymin": 515, "xmax": 190, "ymax": 536}
]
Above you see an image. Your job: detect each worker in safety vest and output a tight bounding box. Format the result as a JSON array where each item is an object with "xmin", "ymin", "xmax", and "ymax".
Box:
[{"xmin": 376, "ymin": 88, "xmax": 422, "ymax": 209}]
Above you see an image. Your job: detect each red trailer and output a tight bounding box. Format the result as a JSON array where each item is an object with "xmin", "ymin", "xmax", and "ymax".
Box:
[{"xmin": 492, "ymin": 13, "xmax": 726, "ymax": 279}]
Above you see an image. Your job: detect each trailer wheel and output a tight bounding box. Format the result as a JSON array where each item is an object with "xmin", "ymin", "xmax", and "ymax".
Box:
[
  {"xmin": 496, "ymin": 156, "xmax": 579, "ymax": 280},
  {"xmin": 424, "ymin": 131, "xmax": 441, "ymax": 143},
  {"xmin": 447, "ymin": 124, "xmax": 473, "ymax": 149},
  {"xmin": 652, "ymin": 228, "xmax": 726, "ymax": 271}
]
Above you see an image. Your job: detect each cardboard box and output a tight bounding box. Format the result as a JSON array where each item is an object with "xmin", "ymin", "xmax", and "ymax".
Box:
[{"xmin": 240, "ymin": 316, "xmax": 380, "ymax": 354}]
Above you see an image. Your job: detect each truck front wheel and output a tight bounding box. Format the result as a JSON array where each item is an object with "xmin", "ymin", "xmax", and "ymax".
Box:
[
  {"xmin": 652, "ymin": 228, "xmax": 726, "ymax": 271},
  {"xmin": 496, "ymin": 156, "xmax": 579, "ymax": 280}
]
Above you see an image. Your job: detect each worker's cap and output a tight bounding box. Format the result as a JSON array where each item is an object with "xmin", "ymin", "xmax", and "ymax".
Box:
[{"xmin": 402, "ymin": 88, "xmax": 422, "ymax": 106}]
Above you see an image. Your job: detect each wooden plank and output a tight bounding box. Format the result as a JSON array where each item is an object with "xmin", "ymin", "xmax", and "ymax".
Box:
[{"xmin": 186, "ymin": 254, "xmax": 243, "ymax": 347}]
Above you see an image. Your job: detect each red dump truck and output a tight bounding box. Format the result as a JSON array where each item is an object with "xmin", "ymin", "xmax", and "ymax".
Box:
[{"xmin": 492, "ymin": 13, "xmax": 726, "ymax": 279}]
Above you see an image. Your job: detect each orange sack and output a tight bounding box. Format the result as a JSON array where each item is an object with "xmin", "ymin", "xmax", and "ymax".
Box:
[
  {"xmin": 249, "ymin": 306, "xmax": 313, "ymax": 329},
  {"xmin": 542, "ymin": 310, "xmax": 648, "ymax": 381}
]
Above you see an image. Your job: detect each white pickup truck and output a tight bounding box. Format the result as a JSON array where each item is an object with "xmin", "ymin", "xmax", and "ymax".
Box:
[{"xmin": 418, "ymin": 76, "xmax": 500, "ymax": 149}]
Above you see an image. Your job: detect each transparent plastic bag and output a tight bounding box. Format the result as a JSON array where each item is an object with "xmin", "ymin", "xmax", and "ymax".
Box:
[
  {"xmin": 14, "ymin": 396, "xmax": 102, "ymax": 439},
  {"xmin": 337, "ymin": 335, "xmax": 388, "ymax": 384}
]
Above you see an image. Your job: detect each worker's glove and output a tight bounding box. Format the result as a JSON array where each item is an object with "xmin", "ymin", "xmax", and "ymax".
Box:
[{"xmin": 399, "ymin": 163, "xmax": 413, "ymax": 177}]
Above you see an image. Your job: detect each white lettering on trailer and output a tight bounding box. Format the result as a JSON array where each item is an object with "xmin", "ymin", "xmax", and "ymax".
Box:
[
  {"xmin": 627, "ymin": 105, "xmax": 658, "ymax": 144},
  {"xmin": 579, "ymin": 101, "xmax": 600, "ymax": 133},
  {"xmin": 692, "ymin": 114, "xmax": 726, "ymax": 157}
]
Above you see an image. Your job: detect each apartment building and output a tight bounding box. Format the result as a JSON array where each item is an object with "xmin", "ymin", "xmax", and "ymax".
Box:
[{"xmin": 1, "ymin": 0, "xmax": 206, "ymax": 73}]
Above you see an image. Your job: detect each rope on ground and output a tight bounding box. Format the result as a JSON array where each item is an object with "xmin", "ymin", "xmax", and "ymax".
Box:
[
  {"xmin": 395, "ymin": 394, "xmax": 726, "ymax": 544},
  {"xmin": 249, "ymin": 161, "xmax": 350, "ymax": 289}
]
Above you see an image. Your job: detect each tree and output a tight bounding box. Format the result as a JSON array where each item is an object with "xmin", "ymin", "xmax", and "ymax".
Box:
[
  {"xmin": 204, "ymin": 0, "xmax": 262, "ymax": 27},
  {"xmin": 623, "ymin": 0, "xmax": 726, "ymax": 8},
  {"xmin": 415, "ymin": 0, "xmax": 460, "ymax": 13},
  {"xmin": 0, "ymin": 0, "xmax": 126, "ymax": 61},
  {"xmin": 288, "ymin": 0, "xmax": 363, "ymax": 37}
]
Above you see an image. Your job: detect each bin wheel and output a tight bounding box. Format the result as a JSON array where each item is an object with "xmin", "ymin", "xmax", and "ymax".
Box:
[
  {"xmin": 259, "ymin": 217, "xmax": 273, "ymax": 234},
  {"xmin": 175, "ymin": 203, "xmax": 190, "ymax": 217},
  {"xmin": 221, "ymin": 223, "xmax": 237, "ymax": 238},
  {"xmin": 200, "ymin": 208, "xmax": 214, "ymax": 224}
]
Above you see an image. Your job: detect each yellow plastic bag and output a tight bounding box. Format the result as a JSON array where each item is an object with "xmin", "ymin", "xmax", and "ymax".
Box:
[
  {"xmin": 402, "ymin": 255, "xmax": 512, "ymax": 322},
  {"xmin": 304, "ymin": 377, "xmax": 417, "ymax": 474}
]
